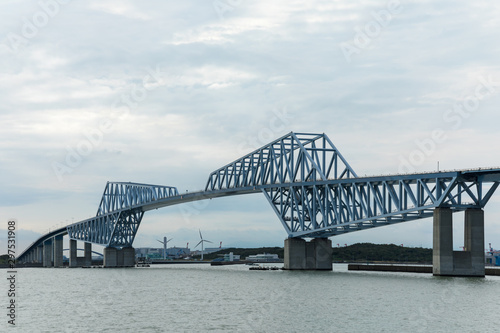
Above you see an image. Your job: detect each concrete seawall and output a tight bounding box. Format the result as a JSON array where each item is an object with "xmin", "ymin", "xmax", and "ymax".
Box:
[
  {"xmin": 348, "ymin": 264, "xmax": 432, "ymax": 273},
  {"xmin": 348, "ymin": 264, "xmax": 500, "ymax": 276}
]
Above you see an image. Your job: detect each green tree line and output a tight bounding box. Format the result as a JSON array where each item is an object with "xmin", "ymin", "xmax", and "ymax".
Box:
[{"xmin": 201, "ymin": 243, "xmax": 432, "ymax": 263}]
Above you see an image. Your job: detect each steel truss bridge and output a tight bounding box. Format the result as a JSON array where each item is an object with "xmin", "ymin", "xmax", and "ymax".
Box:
[{"xmin": 18, "ymin": 132, "xmax": 500, "ymax": 261}]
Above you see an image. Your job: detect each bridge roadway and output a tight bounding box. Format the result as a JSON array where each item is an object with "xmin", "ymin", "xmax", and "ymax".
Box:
[{"xmin": 16, "ymin": 132, "xmax": 500, "ymax": 276}]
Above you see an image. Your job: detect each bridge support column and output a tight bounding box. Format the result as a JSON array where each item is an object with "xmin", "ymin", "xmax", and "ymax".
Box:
[
  {"xmin": 36, "ymin": 245, "xmax": 43, "ymax": 263},
  {"xmin": 284, "ymin": 238, "xmax": 332, "ymax": 270},
  {"xmin": 122, "ymin": 247, "xmax": 136, "ymax": 267},
  {"xmin": 433, "ymin": 208, "xmax": 485, "ymax": 277},
  {"xmin": 53, "ymin": 235, "xmax": 64, "ymax": 267},
  {"xmin": 103, "ymin": 247, "xmax": 118, "ymax": 267},
  {"xmin": 464, "ymin": 209, "xmax": 485, "ymax": 276},
  {"xmin": 284, "ymin": 238, "xmax": 305, "ymax": 269},
  {"xmin": 103, "ymin": 247, "xmax": 135, "ymax": 267},
  {"xmin": 69, "ymin": 239, "xmax": 77, "ymax": 268},
  {"xmin": 43, "ymin": 239, "xmax": 53, "ymax": 267},
  {"xmin": 313, "ymin": 238, "xmax": 333, "ymax": 270},
  {"xmin": 433, "ymin": 208, "xmax": 453, "ymax": 275},
  {"xmin": 116, "ymin": 248, "xmax": 124, "ymax": 266},
  {"xmin": 84, "ymin": 242, "xmax": 92, "ymax": 267}
]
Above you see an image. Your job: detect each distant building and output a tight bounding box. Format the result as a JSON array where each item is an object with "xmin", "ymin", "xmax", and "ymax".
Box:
[
  {"xmin": 486, "ymin": 249, "xmax": 500, "ymax": 266},
  {"xmin": 166, "ymin": 247, "xmax": 191, "ymax": 258},
  {"xmin": 136, "ymin": 248, "xmax": 152, "ymax": 257},
  {"xmin": 135, "ymin": 247, "xmax": 191, "ymax": 259},
  {"xmin": 223, "ymin": 252, "xmax": 240, "ymax": 262},
  {"xmin": 246, "ymin": 253, "xmax": 280, "ymax": 262}
]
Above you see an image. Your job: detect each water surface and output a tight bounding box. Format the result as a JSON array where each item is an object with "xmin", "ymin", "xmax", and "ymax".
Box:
[{"xmin": 3, "ymin": 264, "xmax": 499, "ymax": 332}]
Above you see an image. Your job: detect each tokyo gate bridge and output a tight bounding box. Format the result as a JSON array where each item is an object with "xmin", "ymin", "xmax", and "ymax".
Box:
[{"xmin": 17, "ymin": 132, "xmax": 500, "ymax": 276}]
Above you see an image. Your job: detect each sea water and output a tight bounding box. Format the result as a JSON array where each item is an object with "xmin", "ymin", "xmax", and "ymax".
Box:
[{"xmin": 2, "ymin": 264, "xmax": 500, "ymax": 332}]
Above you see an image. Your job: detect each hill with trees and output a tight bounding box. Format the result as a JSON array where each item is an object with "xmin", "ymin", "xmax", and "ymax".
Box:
[
  {"xmin": 201, "ymin": 243, "xmax": 432, "ymax": 263},
  {"xmin": 331, "ymin": 243, "xmax": 432, "ymax": 263}
]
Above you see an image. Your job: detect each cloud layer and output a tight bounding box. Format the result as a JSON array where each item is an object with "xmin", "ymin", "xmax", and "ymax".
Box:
[{"xmin": 1, "ymin": 0, "xmax": 500, "ymax": 249}]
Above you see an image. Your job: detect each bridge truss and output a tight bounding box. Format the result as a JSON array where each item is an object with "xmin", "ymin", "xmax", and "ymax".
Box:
[
  {"xmin": 262, "ymin": 172, "xmax": 499, "ymax": 238},
  {"xmin": 205, "ymin": 132, "xmax": 500, "ymax": 238},
  {"xmin": 205, "ymin": 132, "xmax": 357, "ymax": 190},
  {"xmin": 66, "ymin": 182, "xmax": 178, "ymax": 247}
]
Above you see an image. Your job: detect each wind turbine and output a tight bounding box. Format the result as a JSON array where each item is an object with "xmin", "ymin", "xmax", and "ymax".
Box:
[
  {"xmin": 195, "ymin": 229, "xmax": 212, "ymax": 260},
  {"xmin": 157, "ymin": 236, "xmax": 173, "ymax": 260}
]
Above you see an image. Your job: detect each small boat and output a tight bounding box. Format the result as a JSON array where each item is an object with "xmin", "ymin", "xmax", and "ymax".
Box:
[
  {"xmin": 249, "ymin": 265, "xmax": 282, "ymax": 271},
  {"xmin": 136, "ymin": 258, "xmax": 152, "ymax": 267}
]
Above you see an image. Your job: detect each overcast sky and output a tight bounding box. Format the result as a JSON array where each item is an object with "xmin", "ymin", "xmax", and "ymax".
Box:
[{"xmin": 1, "ymin": 0, "xmax": 500, "ymax": 252}]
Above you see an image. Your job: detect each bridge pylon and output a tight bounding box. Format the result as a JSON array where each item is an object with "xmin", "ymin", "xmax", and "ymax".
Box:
[
  {"xmin": 284, "ymin": 238, "xmax": 333, "ymax": 270},
  {"xmin": 103, "ymin": 247, "xmax": 135, "ymax": 267},
  {"xmin": 433, "ymin": 207, "xmax": 485, "ymax": 277}
]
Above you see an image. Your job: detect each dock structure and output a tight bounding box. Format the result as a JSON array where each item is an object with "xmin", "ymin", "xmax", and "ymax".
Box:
[{"xmin": 348, "ymin": 264, "xmax": 500, "ymax": 276}]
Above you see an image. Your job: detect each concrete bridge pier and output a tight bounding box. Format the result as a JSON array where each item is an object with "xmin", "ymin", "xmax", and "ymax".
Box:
[
  {"xmin": 104, "ymin": 247, "xmax": 117, "ymax": 267},
  {"xmin": 103, "ymin": 247, "xmax": 135, "ymax": 268},
  {"xmin": 465, "ymin": 209, "xmax": 485, "ymax": 274},
  {"xmin": 67, "ymin": 240, "xmax": 92, "ymax": 267},
  {"xmin": 433, "ymin": 207, "xmax": 485, "ymax": 277},
  {"xmin": 43, "ymin": 239, "xmax": 53, "ymax": 267},
  {"xmin": 53, "ymin": 235, "xmax": 64, "ymax": 267},
  {"xmin": 37, "ymin": 245, "xmax": 43, "ymax": 264},
  {"xmin": 69, "ymin": 239, "xmax": 78, "ymax": 267},
  {"xmin": 84, "ymin": 242, "xmax": 92, "ymax": 267},
  {"xmin": 122, "ymin": 247, "xmax": 136, "ymax": 267},
  {"xmin": 284, "ymin": 238, "xmax": 332, "ymax": 270}
]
